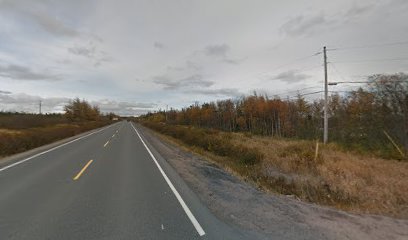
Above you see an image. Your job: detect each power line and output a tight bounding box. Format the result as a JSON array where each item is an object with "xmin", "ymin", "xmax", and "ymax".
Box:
[
  {"xmin": 327, "ymin": 40, "xmax": 408, "ymax": 51},
  {"xmin": 272, "ymin": 86, "xmax": 321, "ymax": 97},
  {"xmin": 332, "ymin": 57, "xmax": 408, "ymax": 64},
  {"xmin": 242, "ymin": 50, "xmax": 322, "ymax": 85},
  {"xmin": 287, "ymin": 90, "xmax": 351, "ymax": 99},
  {"xmin": 268, "ymin": 51, "xmax": 322, "ymax": 72},
  {"xmin": 329, "ymin": 62, "xmax": 348, "ymax": 82}
]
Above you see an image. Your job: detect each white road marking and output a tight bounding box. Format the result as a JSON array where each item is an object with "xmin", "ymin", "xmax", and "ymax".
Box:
[
  {"xmin": 131, "ymin": 123, "xmax": 205, "ymax": 237},
  {"xmin": 0, "ymin": 124, "xmax": 116, "ymax": 173},
  {"xmin": 104, "ymin": 141, "xmax": 109, "ymax": 147},
  {"xmin": 161, "ymin": 224, "xmax": 164, "ymax": 230}
]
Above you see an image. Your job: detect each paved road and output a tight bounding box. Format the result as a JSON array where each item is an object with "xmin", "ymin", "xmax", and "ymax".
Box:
[{"xmin": 0, "ymin": 121, "xmax": 261, "ymax": 240}]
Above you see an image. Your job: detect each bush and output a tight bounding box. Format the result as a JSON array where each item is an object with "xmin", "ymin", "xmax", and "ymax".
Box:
[{"xmin": 142, "ymin": 122, "xmax": 263, "ymax": 166}]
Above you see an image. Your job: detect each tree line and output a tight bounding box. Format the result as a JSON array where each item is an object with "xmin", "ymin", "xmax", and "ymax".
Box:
[
  {"xmin": 64, "ymin": 98, "xmax": 119, "ymax": 121},
  {"xmin": 141, "ymin": 73, "xmax": 408, "ymax": 159}
]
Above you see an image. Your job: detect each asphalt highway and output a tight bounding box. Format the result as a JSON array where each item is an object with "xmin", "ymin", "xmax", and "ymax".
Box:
[{"xmin": 0, "ymin": 121, "xmax": 260, "ymax": 240}]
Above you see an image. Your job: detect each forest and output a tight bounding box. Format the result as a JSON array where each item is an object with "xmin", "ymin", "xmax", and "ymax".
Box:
[{"xmin": 141, "ymin": 73, "xmax": 408, "ymax": 160}]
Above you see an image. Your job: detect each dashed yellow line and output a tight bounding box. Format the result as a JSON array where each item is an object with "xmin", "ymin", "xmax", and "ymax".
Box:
[{"xmin": 73, "ymin": 160, "xmax": 93, "ymax": 180}]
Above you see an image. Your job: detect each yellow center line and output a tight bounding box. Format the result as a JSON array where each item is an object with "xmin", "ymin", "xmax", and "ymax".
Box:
[
  {"xmin": 73, "ymin": 160, "xmax": 93, "ymax": 180},
  {"xmin": 104, "ymin": 141, "xmax": 109, "ymax": 147}
]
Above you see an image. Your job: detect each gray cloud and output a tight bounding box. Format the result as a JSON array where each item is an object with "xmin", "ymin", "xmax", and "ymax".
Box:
[
  {"xmin": 29, "ymin": 11, "xmax": 79, "ymax": 37},
  {"xmin": 223, "ymin": 57, "xmax": 247, "ymax": 65},
  {"xmin": 344, "ymin": 4, "xmax": 375, "ymax": 18},
  {"xmin": 202, "ymin": 44, "xmax": 243, "ymax": 65},
  {"xmin": 68, "ymin": 45, "xmax": 113, "ymax": 67},
  {"xmin": 91, "ymin": 99, "xmax": 157, "ymax": 116},
  {"xmin": 0, "ymin": 0, "xmax": 79, "ymax": 37},
  {"xmin": 0, "ymin": 90, "xmax": 12, "ymax": 94},
  {"xmin": 167, "ymin": 66, "xmax": 185, "ymax": 72},
  {"xmin": 186, "ymin": 60, "xmax": 203, "ymax": 71},
  {"xmin": 166, "ymin": 60, "xmax": 203, "ymax": 73},
  {"xmin": 280, "ymin": 13, "xmax": 335, "ymax": 37},
  {"xmin": 153, "ymin": 74, "xmax": 214, "ymax": 90},
  {"xmin": 154, "ymin": 42, "xmax": 165, "ymax": 50},
  {"xmin": 0, "ymin": 93, "xmax": 69, "ymax": 113},
  {"xmin": 188, "ymin": 88, "xmax": 242, "ymax": 97},
  {"xmin": 68, "ymin": 46, "xmax": 96, "ymax": 58},
  {"xmin": 0, "ymin": 64, "xmax": 61, "ymax": 81},
  {"xmin": 204, "ymin": 44, "xmax": 229, "ymax": 57},
  {"xmin": 281, "ymin": 4, "xmax": 377, "ymax": 37},
  {"xmin": 0, "ymin": 0, "xmax": 407, "ymax": 112},
  {"xmin": 272, "ymin": 70, "xmax": 311, "ymax": 83}
]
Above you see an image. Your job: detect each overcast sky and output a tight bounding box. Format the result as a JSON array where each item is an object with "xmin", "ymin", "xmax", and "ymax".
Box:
[{"xmin": 0, "ymin": 0, "xmax": 407, "ymax": 115}]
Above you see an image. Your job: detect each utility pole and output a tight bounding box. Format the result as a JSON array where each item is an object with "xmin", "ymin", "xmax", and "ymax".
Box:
[
  {"xmin": 39, "ymin": 100, "xmax": 42, "ymax": 115},
  {"xmin": 323, "ymin": 46, "xmax": 328, "ymax": 144},
  {"xmin": 165, "ymin": 105, "xmax": 168, "ymax": 122}
]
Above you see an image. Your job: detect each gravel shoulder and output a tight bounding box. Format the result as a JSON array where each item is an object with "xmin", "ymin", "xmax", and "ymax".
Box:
[{"xmin": 138, "ymin": 124, "xmax": 408, "ymax": 240}]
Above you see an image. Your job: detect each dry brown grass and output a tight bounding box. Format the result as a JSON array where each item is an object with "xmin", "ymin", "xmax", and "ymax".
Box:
[
  {"xmin": 0, "ymin": 129, "xmax": 23, "ymax": 135},
  {"xmin": 142, "ymin": 122, "xmax": 408, "ymax": 218},
  {"xmin": 231, "ymin": 133, "xmax": 408, "ymax": 218},
  {"xmin": 0, "ymin": 121, "xmax": 111, "ymax": 157}
]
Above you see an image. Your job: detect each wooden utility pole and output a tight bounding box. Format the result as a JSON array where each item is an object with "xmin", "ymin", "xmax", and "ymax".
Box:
[
  {"xmin": 165, "ymin": 105, "xmax": 168, "ymax": 122},
  {"xmin": 323, "ymin": 46, "xmax": 328, "ymax": 144}
]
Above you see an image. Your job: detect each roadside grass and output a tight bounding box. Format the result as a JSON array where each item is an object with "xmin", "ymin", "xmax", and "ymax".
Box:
[
  {"xmin": 141, "ymin": 121, "xmax": 408, "ymax": 219},
  {"xmin": 0, "ymin": 113, "xmax": 68, "ymax": 129},
  {"xmin": 0, "ymin": 121, "xmax": 111, "ymax": 157}
]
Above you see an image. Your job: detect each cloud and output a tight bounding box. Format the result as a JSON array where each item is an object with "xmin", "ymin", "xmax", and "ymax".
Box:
[
  {"xmin": 0, "ymin": 64, "xmax": 61, "ymax": 81},
  {"xmin": 0, "ymin": 0, "xmax": 79, "ymax": 37},
  {"xmin": 186, "ymin": 60, "xmax": 203, "ymax": 71},
  {"xmin": 0, "ymin": 93, "xmax": 69, "ymax": 113},
  {"xmin": 154, "ymin": 42, "xmax": 165, "ymax": 50},
  {"xmin": 153, "ymin": 74, "xmax": 214, "ymax": 90},
  {"xmin": 204, "ymin": 44, "xmax": 229, "ymax": 57},
  {"xmin": 280, "ymin": 13, "xmax": 335, "ymax": 37},
  {"xmin": 202, "ymin": 44, "xmax": 243, "ymax": 65},
  {"xmin": 91, "ymin": 99, "xmax": 157, "ymax": 116},
  {"xmin": 223, "ymin": 57, "xmax": 247, "ymax": 65},
  {"xmin": 281, "ymin": 4, "xmax": 377, "ymax": 37},
  {"xmin": 29, "ymin": 11, "xmax": 79, "ymax": 37},
  {"xmin": 271, "ymin": 70, "xmax": 311, "ymax": 83},
  {"xmin": 344, "ymin": 4, "xmax": 375, "ymax": 18},
  {"xmin": 67, "ymin": 45, "xmax": 113, "ymax": 67},
  {"xmin": 167, "ymin": 66, "xmax": 185, "ymax": 72},
  {"xmin": 68, "ymin": 46, "xmax": 96, "ymax": 58},
  {"xmin": 188, "ymin": 88, "xmax": 242, "ymax": 97},
  {"xmin": 0, "ymin": 90, "xmax": 12, "ymax": 94}
]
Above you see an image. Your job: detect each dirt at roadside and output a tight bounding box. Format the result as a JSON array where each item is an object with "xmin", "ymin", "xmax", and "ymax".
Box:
[{"xmin": 138, "ymin": 125, "xmax": 408, "ymax": 240}]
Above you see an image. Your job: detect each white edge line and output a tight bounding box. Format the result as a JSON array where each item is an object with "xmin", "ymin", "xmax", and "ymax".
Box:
[
  {"xmin": 131, "ymin": 123, "xmax": 205, "ymax": 237},
  {"xmin": 0, "ymin": 124, "xmax": 115, "ymax": 172}
]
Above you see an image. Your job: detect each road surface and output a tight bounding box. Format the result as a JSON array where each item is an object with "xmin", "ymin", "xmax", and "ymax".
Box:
[{"xmin": 0, "ymin": 121, "xmax": 260, "ymax": 240}]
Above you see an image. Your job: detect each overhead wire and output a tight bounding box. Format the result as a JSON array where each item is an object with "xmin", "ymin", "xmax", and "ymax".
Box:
[
  {"xmin": 332, "ymin": 57, "xmax": 408, "ymax": 64},
  {"xmin": 327, "ymin": 40, "xmax": 408, "ymax": 51}
]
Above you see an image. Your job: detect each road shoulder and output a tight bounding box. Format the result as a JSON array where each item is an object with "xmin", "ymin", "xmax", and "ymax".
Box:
[{"xmin": 137, "ymin": 124, "xmax": 408, "ymax": 240}]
